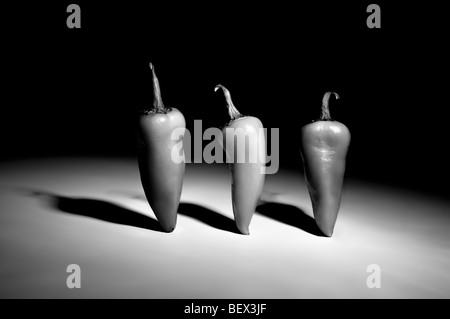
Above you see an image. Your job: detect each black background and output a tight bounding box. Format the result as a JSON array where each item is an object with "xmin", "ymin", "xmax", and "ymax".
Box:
[{"xmin": 2, "ymin": 1, "xmax": 449, "ymax": 198}]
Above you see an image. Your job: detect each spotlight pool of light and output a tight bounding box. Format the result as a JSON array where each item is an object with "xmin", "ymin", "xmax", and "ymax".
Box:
[{"xmin": 0, "ymin": 157, "xmax": 449, "ymax": 298}]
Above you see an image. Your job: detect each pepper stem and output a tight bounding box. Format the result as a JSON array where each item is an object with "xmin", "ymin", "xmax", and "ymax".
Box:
[
  {"xmin": 148, "ymin": 63, "xmax": 170, "ymax": 114},
  {"xmin": 320, "ymin": 92, "xmax": 340, "ymax": 121},
  {"xmin": 214, "ymin": 84, "xmax": 243, "ymax": 121}
]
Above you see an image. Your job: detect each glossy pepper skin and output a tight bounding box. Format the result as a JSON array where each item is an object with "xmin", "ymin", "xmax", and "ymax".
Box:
[
  {"xmin": 300, "ymin": 92, "xmax": 350, "ymax": 237},
  {"xmin": 137, "ymin": 63, "xmax": 185, "ymax": 232},
  {"xmin": 215, "ymin": 84, "xmax": 266, "ymax": 235}
]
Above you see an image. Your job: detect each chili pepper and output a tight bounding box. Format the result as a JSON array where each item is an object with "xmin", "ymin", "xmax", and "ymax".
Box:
[
  {"xmin": 300, "ymin": 92, "xmax": 350, "ymax": 237},
  {"xmin": 215, "ymin": 84, "xmax": 266, "ymax": 235},
  {"xmin": 136, "ymin": 63, "xmax": 186, "ymax": 232}
]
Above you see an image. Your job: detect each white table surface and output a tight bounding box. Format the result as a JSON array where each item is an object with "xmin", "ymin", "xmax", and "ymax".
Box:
[{"xmin": 1, "ymin": 157, "xmax": 449, "ymax": 298}]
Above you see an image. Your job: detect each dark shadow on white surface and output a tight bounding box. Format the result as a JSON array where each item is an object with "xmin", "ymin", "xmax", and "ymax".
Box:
[
  {"xmin": 22, "ymin": 189, "xmax": 241, "ymax": 234},
  {"xmin": 24, "ymin": 190, "xmax": 166, "ymax": 232},
  {"xmin": 256, "ymin": 202, "xmax": 326, "ymax": 237},
  {"xmin": 178, "ymin": 202, "xmax": 240, "ymax": 234},
  {"xmin": 108, "ymin": 190, "xmax": 241, "ymax": 234}
]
